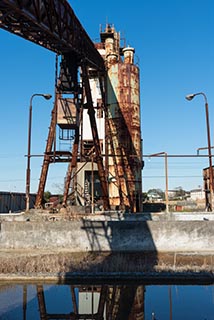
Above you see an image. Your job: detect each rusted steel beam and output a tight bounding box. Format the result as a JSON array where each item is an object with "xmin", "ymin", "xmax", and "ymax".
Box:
[
  {"xmin": 37, "ymin": 285, "xmax": 48, "ymax": 320},
  {"xmin": 0, "ymin": 0, "xmax": 104, "ymax": 70},
  {"xmin": 97, "ymin": 285, "xmax": 108, "ymax": 319},
  {"xmin": 106, "ymin": 286, "xmax": 117, "ymax": 319},
  {"xmin": 23, "ymin": 285, "xmax": 27, "ymax": 320},
  {"xmin": 35, "ymin": 96, "xmax": 57, "ymax": 208},
  {"xmin": 82, "ymin": 63, "xmax": 110, "ymax": 211},
  {"xmin": 70, "ymin": 286, "xmax": 78, "ymax": 315}
]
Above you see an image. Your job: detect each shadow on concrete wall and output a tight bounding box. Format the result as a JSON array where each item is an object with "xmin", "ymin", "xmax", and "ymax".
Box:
[
  {"xmin": 78, "ymin": 216, "xmax": 157, "ymax": 274},
  {"xmin": 57, "ymin": 215, "xmax": 155, "ymax": 319}
]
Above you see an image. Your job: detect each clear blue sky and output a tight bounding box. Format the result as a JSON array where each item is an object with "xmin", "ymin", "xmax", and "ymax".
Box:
[{"xmin": 0, "ymin": 0, "xmax": 214, "ymax": 194}]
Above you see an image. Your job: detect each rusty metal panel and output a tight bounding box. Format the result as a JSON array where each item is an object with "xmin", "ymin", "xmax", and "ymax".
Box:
[
  {"xmin": 203, "ymin": 166, "xmax": 214, "ymax": 189},
  {"xmin": 57, "ymin": 98, "xmax": 78, "ymax": 129},
  {"xmin": 0, "ymin": 192, "xmax": 35, "ymax": 213}
]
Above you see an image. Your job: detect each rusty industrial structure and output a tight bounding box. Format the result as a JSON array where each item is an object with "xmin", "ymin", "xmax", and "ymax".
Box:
[
  {"xmin": 26, "ymin": 284, "xmax": 145, "ymax": 319},
  {"xmin": 0, "ymin": 0, "xmax": 143, "ymax": 213},
  {"xmin": 203, "ymin": 166, "xmax": 214, "ymax": 211}
]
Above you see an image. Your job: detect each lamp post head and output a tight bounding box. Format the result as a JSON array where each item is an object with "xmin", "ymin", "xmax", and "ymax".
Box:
[
  {"xmin": 30, "ymin": 93, "xmax": 52, "ymax": 105},
  {"xmin": 185, "ymin": 92, "xmax": 207, "ymax": 104},
  {"xmin": 185, "ymin": 94, "xmax": 195, "ymax": 101},
  {"xmin": 43, "ymin": 94, "xmax": 52, "ymax": 100}
]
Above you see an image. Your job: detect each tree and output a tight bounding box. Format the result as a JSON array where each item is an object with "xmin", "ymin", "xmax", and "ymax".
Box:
[
  {"xmin": 142, "ymin": 192, "xmax": 148, "ymax": 202},
  {"xmin": 44, "ymin": 191, "xmax": 51, "ymax": 203},
  {"xmin": 174, "ymin": 186, "xmax": 186, "ymax": 199},
  {"xmin": 147, "ymin": 188, "xmax": 165, "ymax": 200}
]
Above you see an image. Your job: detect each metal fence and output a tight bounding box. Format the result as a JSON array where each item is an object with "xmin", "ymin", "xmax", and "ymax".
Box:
[{"xmin": 0, "ymin": 192, "xmax": 36, "ymax": 213}]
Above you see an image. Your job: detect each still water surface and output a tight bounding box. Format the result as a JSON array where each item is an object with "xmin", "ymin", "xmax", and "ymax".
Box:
[{"xmin": 0, "ymin": 283, "xmax": 213, "ymax": 319}]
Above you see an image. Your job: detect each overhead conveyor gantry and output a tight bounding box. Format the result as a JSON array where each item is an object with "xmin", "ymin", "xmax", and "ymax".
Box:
[{"xmin": 0, "ymin": 0, "xmax": 105, "ymax": 70}]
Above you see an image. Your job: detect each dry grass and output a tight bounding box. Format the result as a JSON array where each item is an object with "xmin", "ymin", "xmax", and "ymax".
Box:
[{"xmin": 0, "ymin": 251, "xmax": 214, "ymax": 276}]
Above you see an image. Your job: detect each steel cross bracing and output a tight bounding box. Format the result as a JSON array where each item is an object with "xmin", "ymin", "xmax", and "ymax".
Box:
[{"xmin": 0, "ymin": 0, "xmax": 105, "ymax": 70}]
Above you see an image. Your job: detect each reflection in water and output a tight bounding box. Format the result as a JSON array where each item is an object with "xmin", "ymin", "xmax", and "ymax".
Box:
[
  {"xmin": 36, "ymin": 284, "xmax": 144, "ymax": 319},
  {"xmin": 0, "ymin": 283, "xmax": 214, "ymax": 319}
]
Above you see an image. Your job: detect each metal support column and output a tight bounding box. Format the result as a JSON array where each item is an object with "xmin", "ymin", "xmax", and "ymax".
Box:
[
  {"xmin": 35, "ymin": 98, "xmax": 57, "ymax": 207},
  {"xmin": 82, "ymin": 64, "xmax": 110, "ymax": 210}
]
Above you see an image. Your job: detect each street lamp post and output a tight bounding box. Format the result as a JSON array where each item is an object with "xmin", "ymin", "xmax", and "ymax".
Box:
[
  {"xmin": 26, "ymin": 93, "xmax": 52, "ymax": 212},
  {"xmin": 149, "ymin": 152, "xmax": 169, "ymax": 213},
  {"xmin": 186, "ymin": 92, "xmax": 213, "ymax": 211}
]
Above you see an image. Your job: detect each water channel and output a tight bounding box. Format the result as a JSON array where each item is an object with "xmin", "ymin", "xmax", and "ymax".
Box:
[{"xmin": 0, "ymin": 281, "xmax": 214, "ymax": 319}]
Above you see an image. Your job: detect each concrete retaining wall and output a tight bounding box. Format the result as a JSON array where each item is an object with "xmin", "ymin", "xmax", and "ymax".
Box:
[{"xmin": 1, "ymin": 220, "xmax": 214, "ymax": 252}]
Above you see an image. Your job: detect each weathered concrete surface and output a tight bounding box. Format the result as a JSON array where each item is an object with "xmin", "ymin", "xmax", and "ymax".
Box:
[{"xmin": 0, "ymin": 219, "xmax": 214, "ymax": 252}]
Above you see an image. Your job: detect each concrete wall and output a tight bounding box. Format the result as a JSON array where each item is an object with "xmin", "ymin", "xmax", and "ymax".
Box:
[{"xmin": 0, "ymin": 220, "xmax": 214, "ymax": 252}]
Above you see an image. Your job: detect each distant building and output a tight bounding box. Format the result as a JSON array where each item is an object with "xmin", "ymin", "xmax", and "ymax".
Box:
[
  {"xmin": 190, "ymin": 188, "xmax": 205, "ymax": 201},
  {"xmin": 147, "ymin": 191, "xmax": 163, "ymax": 202},
  {"xmin": 168, "ymin": 189, "xmax": 190, "ymax": 200},
  {"xmin": 168, "ymin": 190, "xmax": 176, "ymax": 199}
]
